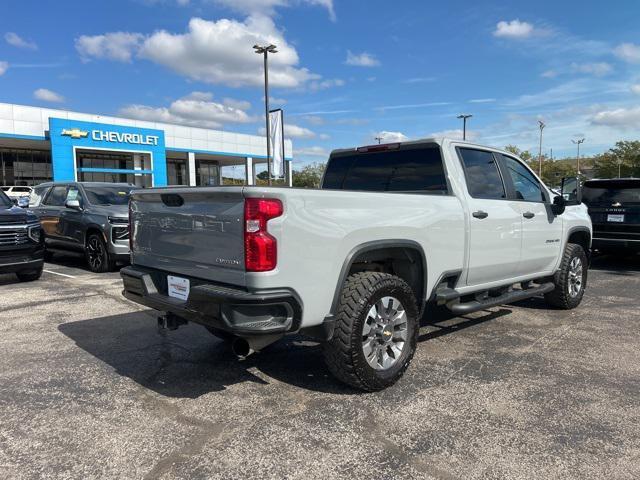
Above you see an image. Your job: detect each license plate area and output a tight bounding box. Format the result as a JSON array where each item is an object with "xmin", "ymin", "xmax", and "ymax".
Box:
[
  {"xmin": 607, "ymin": 214, "xmax": 625, "ymax": 223},
  {"xmin": 167, "ymin": 275, "xmax": 190, "ymax": 301}
]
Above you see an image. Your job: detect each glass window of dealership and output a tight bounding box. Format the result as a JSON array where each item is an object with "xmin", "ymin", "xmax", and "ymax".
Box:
[{"xmin": 0, "ymin": 103, "xmax": 293, "ymax": 187}]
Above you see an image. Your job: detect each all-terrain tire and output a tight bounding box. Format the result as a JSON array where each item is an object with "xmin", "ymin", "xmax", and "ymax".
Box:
[
  {"xmin": 323, "ymin": 272, "xmax": 419, "ymax": 391},
  {"xmin": 544, "ymin": 243, "xmax": 588, "ymax": 309},
  {"xmin": 17, "ymin": 267, "xmax": 43, "ymax": 282}
]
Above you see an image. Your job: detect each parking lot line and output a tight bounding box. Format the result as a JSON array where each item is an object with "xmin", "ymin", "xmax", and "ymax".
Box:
[{"xmin": 43, "ymin": 269, "xmax": 77, "ymax": 279}]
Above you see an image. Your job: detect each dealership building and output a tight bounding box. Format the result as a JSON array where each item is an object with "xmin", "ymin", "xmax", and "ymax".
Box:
[{"xmin": 0, "ymin": 102, "xmax": 293, "ymax": 188}]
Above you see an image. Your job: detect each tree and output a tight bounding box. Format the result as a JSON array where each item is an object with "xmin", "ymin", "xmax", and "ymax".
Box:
[
  {"xmin": 504, "ymin": 145, "xmax": 533, "ymax": 162},
  {"xmin": 593, "ymin": 141, "xmax": 640, "ymax": 179},
  {"xmin": 292, "ymin": 163, "xmax": 326, "ymax": 188}
]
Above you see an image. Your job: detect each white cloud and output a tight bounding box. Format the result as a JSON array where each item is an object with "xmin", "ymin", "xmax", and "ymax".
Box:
[
  {"xmin": 260, "ymin": 123, "xmax": 316, "ymax": 138},
  {"xmin": 614, "ymin": 43, "xmax": 640, "ymax": 63},
  {"xmin": 302, "ymin": 115, "xmax": 325, "ymax": 125},
  {"xmin": 469, "ymin": 98, "xmax": 496, "ymax": 103},
  {"xmin": 375, "ymin": 131, "xmax": 409, "ymax": 143},
  {"xmin": 590, "ymin": 106, "xmax": 640, "ymax": 129},
  {"xmin": 631, "ymin": 84, "xmax": 640, "ymax": 95},
  {"xmin": 429, "ymin": 129, "xmax": 479, "ymax": 141},
  {"xmin": 139, "ymin": 16, "xmax": 318, "ymax": 88},
  {"xmin": 541, "ymin": 69, "xmax": 557, "ymax": 78},
  {"xmin": 268, "ymin": 96, "xmax": 287, "ymax": 105},
  {"xmin": 308, "ymin": 78, "xmax": 345, "ymax": 91},
  {"xmin": 345, "ymin": 50, "xmax": 380, "ymax": 67},
  {"xmin": 76, "ymin": 32, "xmax": 143, "ymax": 62},
  {"xmin": 294, "ymin": 146, "xmax": 329, "ymax": 157},
  {"xmin": 33, "ymin": 88, "xmax": 65, "ymax": 103},
  {"xmin": 120, "ymin": 91, "xmax": 254, "ymax": 129},
  {"xmin": 212, "ymin": 0, "xmax": 335, "ymax": 20},
  {"xmin": 0, "ymin": 61, "xmax": 8, "ymax": 76},
  {"xmin": 493, "ymin": 19, "xmax": 534, "ymax": 39},
  {"xmin": 4, "ymin": 32, "xmax": 37, "ymax": 50},
  {"xmin": 572, "ymin": 62, "xmax": 612, "ymax": 77},
  {"xmin": 402, "ymin": 77, "xmax": 436, "ymax": 84}
]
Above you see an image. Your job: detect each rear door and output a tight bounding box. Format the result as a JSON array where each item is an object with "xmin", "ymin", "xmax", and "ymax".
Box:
[
  {"xmin": 500, "ymin": 155, "xmax": 562, "ymax": 275},
  {"xmin": 130, "ymin": 187, "xmax": 246, "ymax": 286},
  {"xmin": 58, "ymin": 184, "xmax": 86, "ymax": 246},
  {"xmin": 458, "ymin": 147, "xmax": 522, "ymax": 286}
]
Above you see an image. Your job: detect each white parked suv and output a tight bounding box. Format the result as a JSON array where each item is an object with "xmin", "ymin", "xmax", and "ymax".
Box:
[
  {"xmin": 2, "ymin": 186, "xmax": 32, "ymax": 206},
  {"xmin": 121, "ymin": 138, "xmax": 592, "ymax": 391}
]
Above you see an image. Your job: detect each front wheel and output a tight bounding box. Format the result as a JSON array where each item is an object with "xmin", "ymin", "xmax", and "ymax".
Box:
[
  {"xmin": 85, "ymin": 233, "xmax": 116, "ymax": 273},
  {"xmin": 323, "ymin": 272, "xmax": 419, "ymax": 391},
  {"xmin": 544, "ymin": 243, "xmax": 588, "ymax": 309},
  {"xmin": 17, "ymin": 267, "xmax": 43, "ymax": 282}
]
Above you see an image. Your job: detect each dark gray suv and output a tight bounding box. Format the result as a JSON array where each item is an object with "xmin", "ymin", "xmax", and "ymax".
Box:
[{"xmin": 30, "ymin": 182, "xmax": 134, "ymax": 272}]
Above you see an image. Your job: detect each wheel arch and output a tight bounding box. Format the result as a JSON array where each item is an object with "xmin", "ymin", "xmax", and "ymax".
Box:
[
  {"xmin": 566, "ymin": 226, "xmax": 591, "ymax": 257},
  {"xmin": 84, "ymin": 225, "xmax": 107, "ymax": 246},
  {"xmin": 329, "ymin": 240, "xmax": 428, "ymax": 318}
]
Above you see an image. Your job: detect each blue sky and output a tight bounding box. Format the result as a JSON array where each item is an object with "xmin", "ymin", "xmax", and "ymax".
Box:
[{"xmin": 1, "ymin": 0, "xmax": 640, "ymax": 167}]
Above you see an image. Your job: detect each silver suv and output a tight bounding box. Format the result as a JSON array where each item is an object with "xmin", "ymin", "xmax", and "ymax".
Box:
[{"xmin": 30, "ymin": 182, "xmax": 134, "ymax": 272}]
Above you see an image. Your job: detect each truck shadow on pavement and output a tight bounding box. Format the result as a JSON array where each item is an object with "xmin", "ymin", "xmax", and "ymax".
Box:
[
  {"xmin": 589, "ymin": 252, "xmax": 640, "ymax": 275},
  {"xmin": 58, "ymin": 305, "xmax": 511, "ymax": 398}
]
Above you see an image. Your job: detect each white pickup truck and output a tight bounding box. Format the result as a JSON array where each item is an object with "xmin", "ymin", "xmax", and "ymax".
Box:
[{"xmin": 121, "ymin": 138, "xmax": 592, "ymax": 391}]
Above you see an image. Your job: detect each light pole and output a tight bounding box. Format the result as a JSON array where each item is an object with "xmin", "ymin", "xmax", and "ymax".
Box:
[
  {"xmin": 254, "ymin": 44, "xmax": 278, "ymax": 186},
  {"xmin": 538, "ymin": 120, "xmax": 545, "ymax": 177},
  {"xmin": 457, "ymin": 114, "xmax": 472, "ymax": 140},
  {"xmin": 572, "ymin": 138, "xmax": 585, "ymax": 175},
  {"xmin": 375, "ymin": 136, "xmax": 383, "ymax": 144}
]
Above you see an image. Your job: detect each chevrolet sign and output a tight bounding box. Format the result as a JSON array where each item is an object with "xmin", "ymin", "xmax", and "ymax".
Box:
[
  {"xmin": 61, "ymin": 128, "xmax": 89, "ymax": 139},
  {"xmin": 91, "ymin": 130, "xmax": 160, "ymax": 146}
]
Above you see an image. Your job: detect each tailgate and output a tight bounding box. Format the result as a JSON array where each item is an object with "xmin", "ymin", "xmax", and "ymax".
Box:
[{"xmin": 130, "ymin": 187, "xmax": 246, "ymax": 286}]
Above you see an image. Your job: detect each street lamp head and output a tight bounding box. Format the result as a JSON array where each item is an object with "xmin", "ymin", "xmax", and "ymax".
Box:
[
  {"xmin": 457, "ymin": 114, "xmax": 472, "ymax": 119},
  {"xmin": 254, "ymin": 44, "xmax": 278, "ymax": 54},
  {"xmin": 538, "ymin": 120, "xmax": 545, "ymax": 130}
]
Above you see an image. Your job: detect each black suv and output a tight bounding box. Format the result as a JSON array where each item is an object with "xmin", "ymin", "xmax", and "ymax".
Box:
[
  {"xmin": 0, "ymin": 189, "xmax": 44, "ymax": 281},
  {"xmin": 583, "ymin": 178, "xmax": 640, "ymax": 254},
  {"xmin": 30, "ymin": 182, "xmax": 135, "ymax": 272}
]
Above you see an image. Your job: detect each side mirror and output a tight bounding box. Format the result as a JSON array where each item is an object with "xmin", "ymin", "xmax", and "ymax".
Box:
[
  {"xmin": 560, "ymin": 176, "xmax": 582, "ymax": 205},
  {"xmin": 551, "ymin": 195, "xmax": 566, "ymax": 216},
  {"xmin": 66, "ymin": 199, "xmax": 81, "ymax": 210}
]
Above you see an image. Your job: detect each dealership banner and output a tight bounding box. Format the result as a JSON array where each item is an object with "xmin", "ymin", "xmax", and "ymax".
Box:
[{"xmin": 269, "ymin": 109, "xmax": 285, "ymax": 177}]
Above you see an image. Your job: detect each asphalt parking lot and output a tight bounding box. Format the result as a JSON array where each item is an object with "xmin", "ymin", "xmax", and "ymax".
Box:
[{"xmin": 1, "ymin": 252, "xmax": 639, "ymax": 480}]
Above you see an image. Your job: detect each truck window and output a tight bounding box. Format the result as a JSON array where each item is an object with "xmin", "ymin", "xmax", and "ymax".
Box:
[
  {"xmin": 43, "ymin": 186, "xmax": 68, "ymax": 207},
  {"xmin": 502, "ymin": 156, "xmax": 545, "ymax": 202},
  {"xmin": 583, "ymin": 180, "xmax": 640, "ymax": 205},
  {"xmin": 458, "ymin": 148, "xmax": 505, "ymax": 200},
  {"xmin": 322, "ymin": 146, "xmax": 448, "ymax": 194}
]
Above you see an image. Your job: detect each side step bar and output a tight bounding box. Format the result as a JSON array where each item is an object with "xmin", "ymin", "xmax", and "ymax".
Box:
[{"xmin": 443, "ymin": 282, "xmax": 555, "ymax": 315}]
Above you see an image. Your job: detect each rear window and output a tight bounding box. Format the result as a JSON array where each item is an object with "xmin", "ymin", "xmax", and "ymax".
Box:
[
  {"xmin": 322, "ymin": 146, "xmax": 448, "ymax": 194},
  {"xmin": 583, "ymin": 181, "xmax": 640, "ymax": 204}
]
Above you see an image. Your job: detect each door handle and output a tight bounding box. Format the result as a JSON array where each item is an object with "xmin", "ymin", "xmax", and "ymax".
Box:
[
  {"xmin": 472, "ymin": 210, "xmax": 488, "ymax": 219},
  {"xmin": 523, "ymin": 211, "xmax": 535, "ymax": 219}
]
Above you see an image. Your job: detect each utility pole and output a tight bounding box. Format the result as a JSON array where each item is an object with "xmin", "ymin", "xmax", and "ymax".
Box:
[
  {"xmin": 572, "ymin": 138, "xmax": 585, "ymax": 176},
  {"xmin": 457, "ymin": 114, "xmax": 472, "ymax": 140},
  {"xmin": 538, "ymin": 120, "xmax": 545, "ymax": 177},
  {"xmin": 254, "ymin": 44, "xmax": 278, "ymax": 186},
  {"xmin": 375, "ymin": 136, "xmax": 383, "ymax": 144}
]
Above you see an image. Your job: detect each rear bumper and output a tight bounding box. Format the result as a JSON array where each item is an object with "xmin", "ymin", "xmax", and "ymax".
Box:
[
  {"xmin": 120, "ymin": 265, "xmax": 302, "ymax": 335},
  {"xmin": 593, "ymin": 238, "xmax": 640, "ymax": 251}
]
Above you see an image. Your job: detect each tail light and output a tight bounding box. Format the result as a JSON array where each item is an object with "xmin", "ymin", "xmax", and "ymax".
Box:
[{"xmin": 244, "ymin": 198, "xmax": 283, "ymax": 272}]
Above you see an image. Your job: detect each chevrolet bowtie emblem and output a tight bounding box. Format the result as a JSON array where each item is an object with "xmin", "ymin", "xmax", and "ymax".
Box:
[{"xmin": 61, "ymin": 128, "xmax": 89, "ymax": 139}]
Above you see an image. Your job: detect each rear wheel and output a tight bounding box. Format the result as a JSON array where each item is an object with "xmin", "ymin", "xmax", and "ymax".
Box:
[
  {"xmin": 544, "ymin": 243, "xmax": 588, "ymax": 309},
  {"xmin": 85, "ymin": 233, "xmax": 116, "ymax": 273},
  {"xmin": 17, "ymin": 267, "xmax": 43, "ymax": 282},
  {"xmin": 323, "ymin": 272, "xmax": 419, "ymax": 391}
]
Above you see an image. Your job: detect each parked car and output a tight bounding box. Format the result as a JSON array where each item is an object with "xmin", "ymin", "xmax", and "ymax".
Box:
[
  {"xmin": 0, "ymin": 189, "xmax": 44, "ymax": 281},
  {"xmin": 582, "ymin": 178, "xmax": 640, "ymax": 255},
  {"xmin": 121, "ymin": 138, "xmax": 592, "ymax": 391},
  {"xmin": 30, "ymin": 182, "xmax": 134, "ymax": 272},
  {"xmin": 1, "ymin": 185, "xmax": 33, "ymax": 201}
]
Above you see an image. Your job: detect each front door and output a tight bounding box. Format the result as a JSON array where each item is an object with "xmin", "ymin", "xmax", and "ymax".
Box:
[
  {"xmin": 500, "ymin": 155, "xmax": 563, "ymax": 275},
  {"xmin": 458, "ymin": 148, "xmax": 523, "ymax": 286},
  {"xmin": 58, "ymin": 185, "xmax": 86, "ymax": 247},
  {"xmin": 36, "ymin": 185, "xmax": 68, "ymax": 247}
]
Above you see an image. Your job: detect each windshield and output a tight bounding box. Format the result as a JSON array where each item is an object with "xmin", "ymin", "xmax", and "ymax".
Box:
[
  {"xmin": 583, "ymin": 180, "xmax": 640, "ymax": 205},
  {"xmin": 83, "ymin": 185, "xmax": 134, "ymax": 206},
  {"xmin": 0, "ymin": 190, "xmax": 12, "ymax": 207}
]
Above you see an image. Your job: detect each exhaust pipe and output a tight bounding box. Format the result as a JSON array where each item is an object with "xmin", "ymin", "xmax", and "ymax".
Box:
[{"xmin": 231, "ymin": 334, "xmax": 283, "ymax": 358}]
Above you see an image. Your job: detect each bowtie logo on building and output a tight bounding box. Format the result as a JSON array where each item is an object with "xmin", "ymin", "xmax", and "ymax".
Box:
[{"xmin": 61, "ymin": 128, "xmax": 89, "ymax": 139}]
